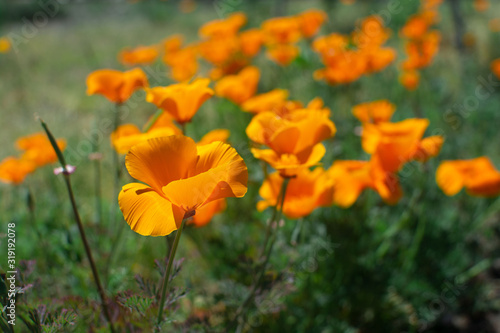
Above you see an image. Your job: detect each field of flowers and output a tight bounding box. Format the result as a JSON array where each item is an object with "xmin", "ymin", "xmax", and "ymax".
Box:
[{"xmin": 1, "ymin": 0, "xmax": 500, "ymax": 332}]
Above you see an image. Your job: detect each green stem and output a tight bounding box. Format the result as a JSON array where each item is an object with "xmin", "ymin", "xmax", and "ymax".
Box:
[
  {"xmin": 142, "ymin": 109, "xmax": 163, "ymax": 132},
  {"xmin": 39, "ymin": 119, "xmax": 115, "ymax": 333},
  {"xmin": 234, "ymin": 178, "xmax": 290, "ymax": 329},
  {"xmin": 156, "ymin": 217, "xmax": 188, "ymax": 330}
]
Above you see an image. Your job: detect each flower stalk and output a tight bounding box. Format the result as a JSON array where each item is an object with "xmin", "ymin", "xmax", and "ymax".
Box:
[{"xmin": 39, "ymin": 118, "xmax": 115, "ymax": 333}]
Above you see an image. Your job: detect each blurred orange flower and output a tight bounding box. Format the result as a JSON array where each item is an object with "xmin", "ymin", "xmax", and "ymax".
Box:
[
  {"xmin": 162, "ymin": 35, "xmax": 183, "ymax": 54},
  {"xmin": 164, "ymin": 46, "xmax": 199, "ymax": 82},
  {"xmin": 436, "ymin": 157, "xmax": 500, "ymax": 197},
  {"xmin": 110, "ymin": 124, "xmax": 180, "ymax": 155},
  {"xmin": 86, "ymin": 68, "xmax": 148, "ymax": 104},
  {"xmin": 297, "ymin": 9, "xmax": 327, "ymax": 38},
  {"xmin": 257, "ymin": 168, "xmax": 333, "ymax": 218},
  {"xmin": 401, "ymin": 15, "xmax": 430, "ymax": 39},
  {"xmin": 215, "ymin": 66, "xmax": 260, "ymax": 105},
  {"xmin": 119, "ymin": 135, "xmax": 248, "ymax": 236},
  {"xmin": 491, "ymin": 59, "xmax": 500, "ymax": 79},
  {"xmin": 199, "ymin": 12, "xmax": 247, "ymax": 39},
  {"xmin": 473, "ymin": 0, "xmax": 489, "ymax": 12},
  {"xmin": 261, "ymin": 16, "xmax": 302, "ymax": 45},
  {"xmin": 16, "ymin": 133, "xmax": 67, "ymax": 167},
  {"xmin": 266, "ymin": 43, "xmax": 299, "ymax": 66},
  {"xmin": 328, "ymin": 160, "xmax": 402, "ymax": 207},
  {"xmin": 400, "ymin": 70, "xmax": 420, "ymax": 91},
  {"xmin": 0, "ymin": 37, "xmax": 11, "ymax": 53},
  {"xmin": 247, "ymin": 109, "xmax": 336, "ymax": 177},
  {"xmin": 146, "ymin": 78, "xmax": 214, "ymax": 124},
  {"xmin": 352, "ymin": 100, "xmax": 396, "ymax": 124},
  {"xmin": 119, "ymin": 45, "xmax": 159, "ymax": 66},
  {"xmin": 239, "ymin": 28, "xmax": 264, "ymax": 57},
  {"xmin": 0, "ymin": 157, "xmax": 35, "ymax": 185},
  {"xmin": 362, "ymin": 118, "xmax": 442, "ymax": 173},
  {"xmin": 241, "ymin": 89, "xmax": 289, "ymax": 114},
  {"xmin": 198, "ymin": 129, "xmax": 230, "ymax": 146}
]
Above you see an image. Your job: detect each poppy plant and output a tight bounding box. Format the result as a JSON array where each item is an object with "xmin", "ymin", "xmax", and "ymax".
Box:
[
  {"xmin": 0, "ymin": 156, "xmax": 35, "ymax": 185},
  {"xmin": 436, "ymin": 157, "xmax": 500, "ymax": 197},
  {"xmin": 146, "ymin": 78, "xmax": 214, "ymax": 125},
  {"xmin": 118, "ymin": 135, "xmax": 248, "ymax": 236},
  {"xmin": 352, "ymin": 100, "xmax": 396, "ymax": 124},
  {"xmin": 215, "ymin": 66, "xmax": 260, "ymax": 105},
  {"xmin": 86, "ymin": 68, "xmax": 148, "ymax": 104},
  {"xmin": 257, "ymin": 168, "xmax": 333, "ymax": 218},
  {"xmin": 119, "ymin": 45, "xmax": 159, "ymax": 66},
  {"xmin": 241, "ymin": 89, "xmax": 289, "ymax": 114},
  {"xmin": 247, "ymin": 109, "xmax": 336, "ymax": 177},
  {"xmin": 297, "ymin": 9, "xmax": 327, "ymax": 39},
  {"xmin": 16, "ymin": 132, "xmax": 67, "ymax": 168}
]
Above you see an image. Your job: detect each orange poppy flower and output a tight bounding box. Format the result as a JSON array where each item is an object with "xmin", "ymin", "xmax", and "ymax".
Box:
[
  {"xmin": 362, "ymin": 118, "xmax": 442, "ymax": 172},
  {"xmin": 148, "ymin": 112, "xmax": 182, "ymax": 132},
  {"xmin": 119, "ymin": 45, "xmax": 159, "ymax": 66},
  {"xmin": 110, "ymin": 124, "xmax": 179, "ymax": 155},
  {"xmin": 199, "ymin": 12, "xmax": 247, "ymax": 39},
  {"xmin": 313, "ymin": 53, "xmax": 367, "ymax": 85},
  {"xmin": 352, "ymin": 100, "xmax": 396, "ymax": 124},
  {"xmin": 492, "ymin": 59, "xmax": 500, "ymax": 79},
  {"xmin": 436, "ymin": 157, "xmax": 500, "ymax": 197},
  {"xmin": 162, "ymin": 35, "xmax": 183, "ymax": 54},
  {"xmin": 0, "ymin": 157, "xmax": 36, "ymax": 185},
  {"xmin": 0, "ymin": 37, "xmax": 11, "ymax": 53},
  {"xmin": 215, "ymin": 66, "xmax": 260, "ymax": 105},
  {"xmin": 247, "ymin": 109, "xmax": 336, "ymax": 177},
  {"xmin": 297, "ymin": 9, "xmax": 327, "ymax": 38},
  {"xmin": 262, "ymin": 16, "xmax": 302, "ymax": 45},
  {"xmin": 239, "ymin": 28, "xmax": 264, "ymax": 57},
  {"xmin": 353, "ymin": 16, "xmax": 391, "ymax": 49},
  {"xmin": 340, "ymin": 0, "xmax": 356, "ymax": 5},
  {"xmin": 473, "ymin": 0, "xmax": 489, "ymax": 12},
  {"xmin": 401, "ymin": 15, "xmax": 430, "ymax": 39},
  {"xmin": 86, "ymin": 68, "xmax": 148, "ymax": 104},
  {"xmin": 198, "ymin": 36, "xmax": 240, "ymax": 67},
  {"xmin": 241, "ymin": 89, "xmax": 289, "ymax": 114},
  {"xmin": 266, "ymin": 43, "xmax": 299, "ymax": 66},
  {"xmin": 191, "ymin": 199, "xmax": 226, "ymax": 227},
  {"xmin": 328, "ymin": 160, "xmax": 402, "ymax": 207},
  {"xmin": 146, "ymin": 78, "xmax": 214, "ymax": 124},
  {"xmin": 164, "ymin": 46, "xmax": 199, "ymax": 82},
  {"xmin": 400, "ymin": 70, "xmax": 420, "ymax": 90},
  {"xmin": 119, "ymin": 135, "xmax": 248, "ymax": 236},
  {"xmin": 16, "ymin": 133, "xmax": 66, "ymax": 167},
  {"xmin": 364, "ymin": 47, "xmax": 397, "ymax": 73},
  {"xmin": 198, "ymin": 129, "xmax": 230, "ymax": 146},
  {"xmin": 257, "ymin": 168, "xmax": 333, "ymax": 218}
]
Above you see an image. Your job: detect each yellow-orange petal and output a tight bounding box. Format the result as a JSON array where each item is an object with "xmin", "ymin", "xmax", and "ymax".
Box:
[
  {"xmin": 412, "ymin": 135, "xmax": 444, "ymax": 162},
  {"xmin": 118, "ymin": 183, "xmax": 184, "ymax": 236},
  {"xmin": 436, "ymin": 161, "xmax": 464, "ymax": 196},
  {"xmin": 125, "ymin": 136, "xmax": 198, "ymax": 192},
  {"xmin": 162, "ymin": 141, "xmax": 248, "ymax": 211},
  {"xmin": 198, "ymin": 129, "xmax": 230, "ymax": 145}
]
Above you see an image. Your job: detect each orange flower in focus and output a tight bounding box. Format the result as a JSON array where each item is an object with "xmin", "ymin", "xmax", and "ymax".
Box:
[
  {"xmin": 297, "ymin": 9, "xmax": 327, "ymax": 38},
  {"xmin": 215, "ymin": 66, "xmax": 260, "ymax": 105},
  {"xmin": 257, "ymin": 168, "xmax": 333, "ymax": 218},
  {"xmin": 119, "ymin": 135, "xmax": 248, "ymax": 236},
  {"xmin": 362, "ymin": 118, "xmax": 443, "ymax": 173},
  {"xmin": 0, "ymin": 37, "xmax": 11, "ymax": 53},
  {"xmin": 400, "ymin": 70, "xmax": 420, "ymax": 90},
  {"xmin": 492, "ymin": 59, "xmax": 500, "ymax": 79},
  {"xmin": 16, "ymin": 133, "xmax": 67, "ymax": 167},
  {"xmin": 261, "ymin": 16, "xmax": 302, "ymax": 44},
  {"xmin": 199, "ymin": 12, "xmax": 247, "ymax": 39},
  {"xmin": 247, "ymin": 109, "xmax": 336, "ymax": 177},
  {"xmin": 119, "ymin": 45, "xmax": 159, "ymax": 66},
  {"xmin": 86, "ymin": 68, "xmax": 148, "ymax": 104},
  {"xmin": 266, "ymin": 43, "xmax": 299, "ymax": 66},
  {"xmin": 146, "ymin": 78, "xmax": 214, "ymax": 124},
  {"xmin": 436, "ymin": 157, "xmax": 500, "ymax": 197},
  {"xmin": 352, "ymin": 100, "xmax": 395, "ymax": 124},
  {"xmin": 239, "ymin": 29, "xmax": 264, "ymax": 57},
  {"xmin": 241, "ymin": 89, "xmax": 289, "ymax": 114},
  {"xmin": 328, "ymin": 160, "xmax": 402, "ymax": 207},
  {"xmin": 474, "ymin": 0, "xmax": 489, "ymax": 12},
  {"xmin": 0, "ymin": 157, "xmax": 35, "ymax": 185}
]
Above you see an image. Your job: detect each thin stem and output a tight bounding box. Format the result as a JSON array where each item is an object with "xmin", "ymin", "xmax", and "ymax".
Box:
[
  {"xmin": 156, "ymin": 217, "xmax": 188, "ymax": 330},
  {"xmin": 63, "ymin": 175, "xmax": 115, "ymax": 333},
  {"xmin": 110, "ymin": 103, "xmax": 122, "ymax": 234},
  {"xmin": 142, "ymin": 109, "xmax": 163, "ymax": 132},
  {"xmin": 39, "ymin": 119, "xmax": 115, "ymax": 333},
  {"xmin": 234, "ymin": 178, "xmax": 290, "ymax": 329}
]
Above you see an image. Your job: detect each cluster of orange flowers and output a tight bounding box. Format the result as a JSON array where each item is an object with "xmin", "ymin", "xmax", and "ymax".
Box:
[
  {"xmin": 399, "ymin": 0, "xmax": 443, "ymax": 90},
  {"xmin": 0, "ymin": 133, "xmax": 66, "ymax": 185},
  {"xmin": 261, "ymin": 9, "xmax": 327, "ymax": 66},
  {"xmin": 312, "ymin": 16, "xmax": 396, "ymax": 85}
]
